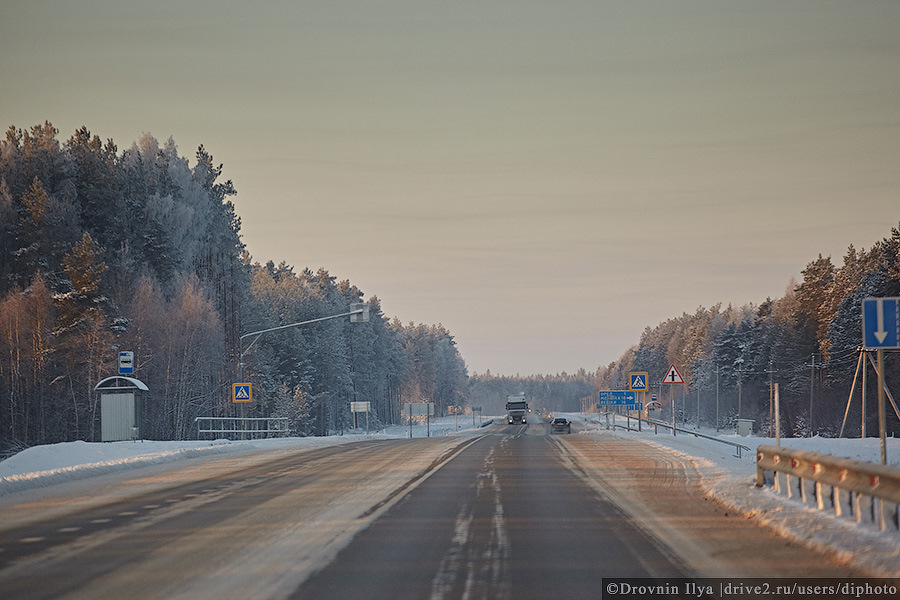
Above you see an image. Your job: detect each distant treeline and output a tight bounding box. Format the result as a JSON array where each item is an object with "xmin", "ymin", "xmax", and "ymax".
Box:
[
  {"xmin": 468, "ymin": 371, "xmax": 598, "ymax": 416},
  {"xmin": 0, "ymin": 122, "xmax": 467, "ymax": 453},
  {"xmin": 596, "ymin": 227, "xmax": 900, "ymax": 437},
  {"xmin": 474, "ymin": 226, "xmax": 900, "ymax": 438}
]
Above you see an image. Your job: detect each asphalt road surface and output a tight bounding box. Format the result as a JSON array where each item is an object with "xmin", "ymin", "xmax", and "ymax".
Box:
[
  {"xmin": 0, "ymin": 421, "xmax": 869, "ymax": 600},
  {"xmin": 296, "ymin": 425, "xmax": 690, "ymax": 600}
]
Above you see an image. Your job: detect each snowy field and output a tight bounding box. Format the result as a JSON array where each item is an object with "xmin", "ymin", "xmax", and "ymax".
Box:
[{"xmin": 1, "ymin": 413, "xmax": 898, "ymax": 576}]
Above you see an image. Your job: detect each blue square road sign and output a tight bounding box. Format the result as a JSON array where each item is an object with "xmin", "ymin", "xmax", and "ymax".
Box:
[
  {"xmin": 233, "ymin": 383, "xmax": 252, "ymax": 403},
  {"xmin": 862, "ymin": 297, "xmax": 900, "ymax": 349},
  {"xmin": 629, "ymin": 372, "xmax": 649, "ymax": 392}
]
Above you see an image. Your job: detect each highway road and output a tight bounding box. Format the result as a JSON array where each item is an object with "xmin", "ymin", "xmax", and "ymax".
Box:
[{"xmin": 0, "ymin": 420, "xmax": 870, "ymax": 599}]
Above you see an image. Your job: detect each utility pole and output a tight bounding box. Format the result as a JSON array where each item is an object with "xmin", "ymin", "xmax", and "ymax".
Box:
[
  {"xmin": 715, "ymin": 364, "xmax": 720, "ymax": 431},
  {"xmin": 810, "ymin": 353, "xmax": 815, "ymax": 437},
  {"xmin": 696, "ymin": 376, "xmax": 701, "ymax": 428},
  {"xmin": 768, "ymin": 360, "xmax": 774, "ymax": 438}
]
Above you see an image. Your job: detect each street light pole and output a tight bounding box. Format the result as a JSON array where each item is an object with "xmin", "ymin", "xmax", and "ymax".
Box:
[
  {"xmin": 238, "ymin": 303, "xmax": 369, "ymax": 380},
  {"xmin": 235, "ymin": 303, "xmax": 370, "ymax": 436}
]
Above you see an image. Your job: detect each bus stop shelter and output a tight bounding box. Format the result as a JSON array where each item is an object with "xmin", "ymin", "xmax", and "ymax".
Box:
[{"xmin": 94, "ymin": 376, "xmax": 148, "ymax": 441}]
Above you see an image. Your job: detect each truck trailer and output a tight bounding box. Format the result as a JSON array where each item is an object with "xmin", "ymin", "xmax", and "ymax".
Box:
[{"xmin": 506, "ymin": 394, "xmax": 529, "ymax": 425}]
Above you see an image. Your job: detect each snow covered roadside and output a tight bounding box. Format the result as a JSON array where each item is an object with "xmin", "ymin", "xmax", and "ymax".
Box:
[
  {"xmin": 4, "ymin": 412, "xmax": 896, "ymax": 576},
  {"xmin": 569, "ymin": 413, "xmax": 900, "ymax": 577},
  {"xmin": 0, "ymin": 416, "xmax": 490, "ymax": 498},
  {"xmin": 0, "ymin": 419, "xmax": 491, "ymax": 600}
]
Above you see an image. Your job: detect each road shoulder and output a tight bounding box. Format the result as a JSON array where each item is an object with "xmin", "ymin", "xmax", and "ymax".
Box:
[{"xmin": 554, "ymin": 432, "xmax": 875, "ymax": 578}]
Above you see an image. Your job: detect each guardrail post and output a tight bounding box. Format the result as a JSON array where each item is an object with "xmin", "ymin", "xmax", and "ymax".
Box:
[
  {"xmin": 758, "ymin": 444, "xmax": 900, "ymax": 533},
  {"xmin": 756, "ymin": 452, "xmax": 765, "ymax": 487}
]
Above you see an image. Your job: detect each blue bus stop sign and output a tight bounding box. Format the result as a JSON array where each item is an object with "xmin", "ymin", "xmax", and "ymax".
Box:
[{"xmin": 118, "ymin": 351, "xmax": 134, "ymax": 375}]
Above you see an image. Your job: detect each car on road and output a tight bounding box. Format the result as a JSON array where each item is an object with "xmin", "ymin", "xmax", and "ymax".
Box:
[{"xmin": 550, "ymin": 417, "xmax": 571, "ymax": 434}]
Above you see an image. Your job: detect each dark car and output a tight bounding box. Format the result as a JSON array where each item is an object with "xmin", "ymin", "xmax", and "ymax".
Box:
[{"xmin": 550, "ymin": 417, "xmax": 571, "ymax": 434}]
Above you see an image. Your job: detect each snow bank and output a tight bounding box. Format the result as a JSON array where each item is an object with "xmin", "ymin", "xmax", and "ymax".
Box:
[
  {"xmin": 574, "ymin": 414, "xmax": 900, "ymax": 576},
  {"xmin": 0, "ymin": 416, "xmax": 488, "ymax": 496}
]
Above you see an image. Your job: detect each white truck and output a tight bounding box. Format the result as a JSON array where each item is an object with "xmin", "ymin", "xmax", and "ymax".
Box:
[{"xmin": 506, "ymin": 393, "xmax": 529, "ymax": 425}]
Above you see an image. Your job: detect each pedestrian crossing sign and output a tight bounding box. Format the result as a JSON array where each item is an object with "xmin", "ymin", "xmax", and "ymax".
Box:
[
  {"xmin": 233, "ymin": 383, "xmax": 252, "ymax": 403},
  {"xmin": 628, "ymin": 372, "xmax": 649, "ymax": 392}
]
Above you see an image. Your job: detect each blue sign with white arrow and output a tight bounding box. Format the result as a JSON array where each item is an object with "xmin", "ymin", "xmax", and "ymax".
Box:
[
  {"xmin": 598, "ymin": 390, "xmax": 636, "ymax": 405},
  {"xmin": 862, "ymin": 297, "xmax": 900, "ymax": 349}
]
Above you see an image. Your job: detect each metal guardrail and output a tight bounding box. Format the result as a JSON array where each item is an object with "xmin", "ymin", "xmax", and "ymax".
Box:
[
  {"xmin": 604, "ymin": 412, "xmax": 752, "ymax": 459},
  {"xmin": 756, "ymin": 444, "xmax": 900, "ymax": 532},
  {"xmin": 645, "ymin": 418, "xmax": 752, "ymax": 458},
  {"xmin": 195, "ymin": 416, "xmax": 290, "ymax": 439}
]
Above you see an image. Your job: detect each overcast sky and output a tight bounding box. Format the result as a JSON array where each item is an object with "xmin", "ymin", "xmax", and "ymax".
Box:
[{"xmin": 3, "ymin": 1, "xmax": 899, "ymax": 375}]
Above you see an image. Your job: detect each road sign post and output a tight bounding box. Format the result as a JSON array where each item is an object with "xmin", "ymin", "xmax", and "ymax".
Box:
[
  {"xmin": 662, "ymin": 365, "xmax": 684, "ymax": 437},
  {"xmin": 404, "ymin": 402, "xmax": 435, "ymax": 438},
  {"xmin": 862, "ymin": 297, "xmax": 900, "ymax": 465},
  {"xmin": 351, "ymin": 401, "xmax": 371, "ymax": 433}
]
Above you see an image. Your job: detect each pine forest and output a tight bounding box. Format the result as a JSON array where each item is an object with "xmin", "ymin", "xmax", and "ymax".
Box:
[
  {"xmin": 1, "ymin": 122, "xmax": 898, "ymax": 455},
  {"xmin": 0, "ymin": 123, "xmax": 467, "ymax": 454}
]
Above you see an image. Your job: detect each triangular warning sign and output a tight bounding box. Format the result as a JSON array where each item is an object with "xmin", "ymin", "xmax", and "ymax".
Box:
[
  {"xmin": 663, "ymin": 364, "xmax": 684, "ymax": 384},
  {"xmin": 633, "ymin": 375, "xmax": 645, "ymax": 388},
  {"xmin": 235, "ymin": 387, "xmax": 250, "ymax": 400}
]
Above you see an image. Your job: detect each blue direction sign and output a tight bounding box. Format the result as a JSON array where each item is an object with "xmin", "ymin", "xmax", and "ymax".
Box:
[
  {"xmin": 233, "ymin": 383, "xmax": 252, "ymax": 403},
  {"xmin": 628, "ymin": 372, "xmax": 649, "ymax": 392},
  {"xmin": 862, "ymin": 297, "xmax": 900, "ymax": 349},
  {"xmin": 598, "ymin": 390, "xmax": 636, "ymax": 406}
]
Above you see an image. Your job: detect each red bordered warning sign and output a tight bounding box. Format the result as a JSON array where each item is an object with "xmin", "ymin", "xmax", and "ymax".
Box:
[{"xmin": 662, "ymin": 364, "xmax": 684, "ymax": 384}]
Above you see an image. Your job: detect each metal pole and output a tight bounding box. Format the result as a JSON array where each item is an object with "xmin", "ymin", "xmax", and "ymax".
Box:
[
  {"xmin": 862, "ymin": 350, "xmax": 867, "ymax": 438},
  {"xmin": 671, "ymin": 384, "xmax": 676, "ymax": 437},
  {"xmin": 774, "ymin": 383, "xmax": 781, "ymax": 448},
  {"xmin": 638, "ymin": 392, "xmax": 642, "ymax": 432},
  {"xmin": 839, "ymin": 350, "xmax": 863, "ymax": 438},
  {"xmin": 716, "ymin": 365, "xmax": 720, "ymax": 431},
  {"xmin": 810, "ymin": 353, "xmax": 815, "ymax": 437},
  {"xmin": 239, "ymin": 308, "xmax": 366, "ymax": 347},
  {"xmin": 877, "ymin": 349, "xmax": 887, "ymax": 465},
  {"xmin": 769, "ymin": 360, "xmax": 774, "ymax": 438},
  {"xmin": 236, "ymin": 306, "xmax": 367, "ymax": 439}
]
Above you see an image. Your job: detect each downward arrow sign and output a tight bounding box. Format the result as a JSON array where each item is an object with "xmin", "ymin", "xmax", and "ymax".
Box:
[{"xmin": 875, "ymin": 299, "xmax": 889, "ymax": 344}]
